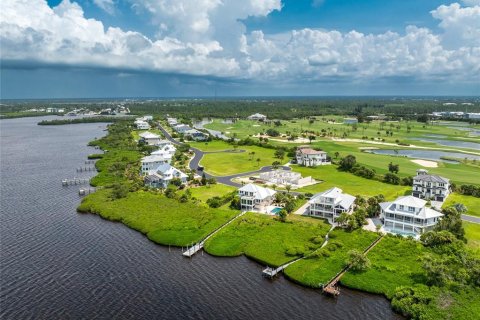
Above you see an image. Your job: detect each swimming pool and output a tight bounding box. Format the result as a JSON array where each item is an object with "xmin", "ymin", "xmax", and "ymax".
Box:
[{"xmin": 270, "ymin": 207, "xmax": 282, "ymax": 214}]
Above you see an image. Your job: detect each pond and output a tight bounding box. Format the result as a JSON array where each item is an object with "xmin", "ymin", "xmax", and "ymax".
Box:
[
  {"xmin": 364, "ymin": 149, "xmax": 480, "ymax": 163},
  {"xmin": 410, "ymin": 137, "xmax": 480, "ymax": 150}
]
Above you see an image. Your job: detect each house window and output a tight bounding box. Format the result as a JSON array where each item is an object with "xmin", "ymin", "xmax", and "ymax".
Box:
[
  {"xmin": 408, "ymin": 206, "xmax": 415, "ymax": 212},
  {"xmin": 399, "ymin": 205, "xmax": 404, "ymax": 211}
]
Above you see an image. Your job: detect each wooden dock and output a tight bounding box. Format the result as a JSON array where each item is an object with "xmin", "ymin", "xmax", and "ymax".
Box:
[
  {"xmin": 182, "ymin": 211, "xmax": 246, "ymax": 257},
  {"xmin": 322, "ymin": 235, "xmax": 384, "ymax": 297},
  {"xmin": 62, "ymin": 178, "xmax": 90, "ymax": 186}
]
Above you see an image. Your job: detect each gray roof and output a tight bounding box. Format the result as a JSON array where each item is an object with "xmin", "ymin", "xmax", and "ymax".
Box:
[{"xmin": 414, "ymin": 174, "xmax": 449, "ymax": 183}]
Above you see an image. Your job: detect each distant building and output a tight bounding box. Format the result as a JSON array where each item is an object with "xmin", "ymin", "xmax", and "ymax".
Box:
[
  {"xmin": 135, "ymin": 120, "xmax": 150, "ymax": 130},
  {"xmin": 467, "ymin": 113, "xmax": 480, "ymax": 120},
  {"xmin": 295, "ymin": 145, "xmax": 330, "ymax": 167},
  {"xmin": 247, "ymin": 113, "xmax": 267, "ymax": 121},
  {"xmin": 143, "ymin": 115, "xmax": 153, "ymax": 121},
  {"xmin": 138, "ymin": 131, "xmax": 161, "ymax": 146},
  {"xmin": 308, "ymin": 187, "xmax": 355, "ymax": 220},
  {"xmin": 173, "ymin": 124, "xmax": 192, "ymax": 134},
  {"xmin": 140, "ymin": 155, "xmax": 170, "ymax": 174},
  {"xmin": 185, "ymin": 129, "xmax": 209, "ymax": 141},
  {"xmin": 167, "ymin": 117, "xmax": 178, "ymax": 126},
  {"xmin": 343, "ymin": 118, "xmax": 358, "ymax": 125},
  {"xmin": 238, "ymin": 183, "xmax": 276, "ymax": 212},
  {"xmin": 145, "ymin": 164, "xmax": 187, "ymax": 188},
  {"xmin": 380, "ymin": 196, "xmax": 443, "ymax": 236},
  {"xmin": 412, "ymin": 169, "xmax": 450, "ymax": 202},
  {"xmin": 259, "ymin": 170, "xmax": 313, "ymax": 186}
]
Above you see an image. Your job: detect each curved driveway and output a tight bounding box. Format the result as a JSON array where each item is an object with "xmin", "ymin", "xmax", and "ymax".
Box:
[{"xmin": 157, "ymin": 123, "xmax": 290, "ymax": 187}]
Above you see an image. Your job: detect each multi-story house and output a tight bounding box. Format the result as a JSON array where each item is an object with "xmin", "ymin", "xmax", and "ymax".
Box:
[
  {"xmin": 247, "ymin": 113, "xmax": 267, "ymax": 121},
  {"xmin": 308, "ymin": 187, "xmax": 355, "ymax": 220},
  {"xmin": 144, "ymin": 164, "xmax": 188, "ymax": 188},
  {"xmin": 140, "ymin": 155, "xmax": 170, "ymax": 174},
  {"xmin": 380, "ymin": 195, "xmax": 443, "ymax": 237},
  {"xmin": 412, "ymin": 169, "xmax": 450, "ymax": 202},
  {"xmin": 139, "ymin": 131, "xmax": 162, "ymax": 146},
  {"xmin": 295, "ymin": 145, "xmax": 330, "ymax": 167},
  {"xmin": 238, "ymin": 183, "xmax": 276, "ymax": 212}
]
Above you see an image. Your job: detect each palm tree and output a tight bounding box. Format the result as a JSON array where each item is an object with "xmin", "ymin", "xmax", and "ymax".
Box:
[
  {"xmin": 272, "ymin": 184, "xmax": 278, "ymax": 191},
  {"xmin": 285, "ymin": 185, "xmax": 291, "ymax": 193},
  {"xmin": 256, "ymin": 158, "xmax": 261, "ymax": 167}
]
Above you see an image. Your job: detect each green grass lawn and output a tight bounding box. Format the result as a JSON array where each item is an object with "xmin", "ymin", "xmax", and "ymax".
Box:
[
  {"xmin": 204, "ymin": 213, "xmax": 331, "ymax": 267},
  {"xmin": 189, "ymin": 140, "xmax": 235, "ymax": 152},
  {"xmin": 78, "ymin": 189, "xmax": 238, "ymax": 246},
  {"xmin": 341, "ymin": 235, "xmax": 429, "ymax": 298},
  {"xmin": 186, "ymin": 184, "xmax": 236, "ymax": 202},
  {"xmin": 464, "ymin": 221, "xmax": 480, "ymax": 257},
  {"xmin": 200, "ymin": 145, "xmax": 278, "ymax": 176},
  {"xmin": 284, "ymin": 229, "xmax": 379, "ymax": 287},
  {"xmin": 293, "ymin": 165, "xmax": 410, "ymax": 200},
  {"xmin": 443, "ymin": 193, "xmax": 480, "ymax": 218}
]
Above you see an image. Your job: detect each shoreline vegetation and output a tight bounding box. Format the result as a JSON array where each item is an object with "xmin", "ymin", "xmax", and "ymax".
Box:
[
  {"xmin": 76, "ymin": 116, "xmax": 480, "ymax": 319},
  {"xmin": 38, "ymin": 116, "xmax": 134, "ymax": 125}
]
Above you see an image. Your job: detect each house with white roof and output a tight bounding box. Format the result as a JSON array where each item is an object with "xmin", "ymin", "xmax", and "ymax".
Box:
[
  {"xmin": 185, "ymin": 129, "xmax": 209, "ymax": 141},
  {"xmin": 173, "ymin": 124, "xmax": 192, "ymax": 134},
  {"xmin": 296, "ymin": 145, "xmax": 330, "ymax": 166},
  {"xmin": 152, "ymin": 143, "xmax": 176, "ymax": 157},
  {"xmin": 167, "ymin": 117, "xmax": 178, "ymax": 126},
  {"xmin": 138, "ymin": 132, "xmax": 162, "ymax": 146},
  {"xmin": 140, "ymin": 155, "xmax": 170, "ymax": 174},
  {"xmin": 238, "ymin": 183, "xmax": 276, "ymax": 212},
  {"xmin": 308, "ymin": 187, "xmax": 355, "ymax": 220},
  {"xmin": 247, "ymin": 113, "xmax": 267, "ymax": 121},
  {"xmin": 135, "ymin": 120, "xmax": 150, "ymax": 130},
  {"xmin": 412, "ymin": 169, "xmax": 450, "ymax": 202},
  {"xmin": 380, "ymin": 195, "xmax": 443, "ymax": 236},
  {"xmin": 144, "ymin": 164, "xmax": 188, "ymax": 188}
]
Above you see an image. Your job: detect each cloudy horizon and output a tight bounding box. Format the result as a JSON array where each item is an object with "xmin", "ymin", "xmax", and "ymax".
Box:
[{"xmin": 1, "ymin": 0, "xmax": 479, "ymax": 98}]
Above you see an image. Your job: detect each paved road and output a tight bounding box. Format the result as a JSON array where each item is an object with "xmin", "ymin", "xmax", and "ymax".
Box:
[
  {"xmin": 462, "ymin": 214, "xmax": 480, "ymax": 224},
  {"xmin": 157, "ymin": 123, "xmax": 290, "ymax": 187}
]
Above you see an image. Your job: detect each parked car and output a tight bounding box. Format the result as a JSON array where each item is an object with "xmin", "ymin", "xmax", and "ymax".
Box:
[
  {"xmin": 197, "ymin": 166, "xmax": 204, "ymax": 171},
  {"xmin": 249, "ymin": 176, "xmax": 256, "ymax": 180}
]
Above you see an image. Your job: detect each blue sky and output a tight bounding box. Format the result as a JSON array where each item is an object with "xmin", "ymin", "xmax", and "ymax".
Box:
[{"xmin": 1, "ymin": 0, "xmax": 479, "ymax": 98}]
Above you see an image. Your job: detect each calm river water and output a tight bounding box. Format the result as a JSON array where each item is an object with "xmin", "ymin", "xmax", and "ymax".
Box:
[{"xmin": 0, "ymin": 116, "xmax": 401, "ymax": 319}]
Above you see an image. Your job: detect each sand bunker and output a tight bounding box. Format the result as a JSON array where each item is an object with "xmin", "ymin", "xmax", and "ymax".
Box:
[{"xmin": 411, "ymin": 159, "xmax": 438, "ymax": 168}]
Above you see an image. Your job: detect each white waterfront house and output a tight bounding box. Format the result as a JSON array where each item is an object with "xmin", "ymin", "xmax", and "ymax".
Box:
[
  {"xmin": 135, "ymin": 120, "xmax": 150, "ymax": 130},
  {"xmin": 296, "ymin": 145, "xmax": 330, "ymax": 166},
  {"xmin": 412, "ymin": 169, "xmax": 450, "ymax": 202},
  {"xmin": 308, "ymin": 187, "xmax": 355, "ymax": 219},
  {"xmin": 259, "ymin": 170, "xmax": 313, "ymax": 187},
  {"xmin": 138, "ymin": 131, "xmax": 162, "ymax": 146},
  {"xmin": 380, "ymin": 196, "xmax": 443, "ymax": 236},
  {"xmin": 173, "ymin": 124, "xmax": 192, "ymax": 134},
  {"xmin": 140, "ymin": 155, "xmax": 170, "ymax": 174},
  {"xmin": 144, "ymin": 164, "xmax": 188, "ymax": 188},
  {"xmin": 247, "ymin": 113, "xmax": 267, "ymax": 121},
  {"xmin": 152, "ymin": 143, "xmax": 176, "ymax": 157},
  {"xmin": 238, "ymin": 183, "xmax": 276, "ymax": 212},
  {"xmin": 167, "ymin": 117, "xmax": 178, "ymax": 126}
]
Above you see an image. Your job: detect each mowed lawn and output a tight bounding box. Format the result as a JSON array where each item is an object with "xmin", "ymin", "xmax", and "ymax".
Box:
[
  {"xmin": 293, "ymin": 165, "xmax": 410, "ymax": 200},
  {"xmin": 341, "ymin": 236, "xmax": 429, "ymax": 298},
  {"xmin": 443, "ymin": 193, "xmax": 480, "ymax": 218},
  {"xmin": 189, "ymin": 140, "xmax": 236, "ymax": 152},
  {"xmin": 200, "ymin": 145, "xmax": 278, "ymax": 176},
  {"xmin": 78, "ymin": 189, "xmax": 238, "ymax": 246},
  {"xmin": 284, "ymin": 229, "xmax": 379, "ymax": 287},
  {"xmin": 464, "ymin": 221, "xmax": 480, "ymax": 257},
  {"xmin": 186, "ymin": 184, "xmax": 236, "ymax": 202},
  {"xmin": 204, "ymin": 213, "xmax": 331, "ymax": 267}
]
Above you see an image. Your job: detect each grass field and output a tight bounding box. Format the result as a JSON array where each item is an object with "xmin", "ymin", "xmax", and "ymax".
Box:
[
  {"xmin": 443, "ymin": 193, "xmax": 480, "ymax": 218},
  {"xmin": 465, "ymin": 222, "xmax": 480, "ymax": 257},
  {"xmin": 187, "ymin": 184, "xmax": 236, "ymax": 202},
  {"xmin": 78, "ymin": 189, "xmax": 238, "ymax": 246},
  {"xmin": 205, "ymin": 118, "xmax": 480, "ymax": 149},
  {"xmin": 292, "ymin": 165, "xmax": 410, "ymax": 200},
  {"xmin": 284, "ymin": 229, "xmax": 379, "ymax": 287},
  {"xmin": 200, "ymin": 145, "xmax": 278, "ymax": 176},
  {"xmin": 341, "ymin": 235, "xmax": 429, "ymax": 298},
  {"xmin": 204, "ymin": 213, "xmax": 331, "ymax": 266},
  {"xmin": 189, "ymin": 140, "xmax": 235, "ymax": 152}
]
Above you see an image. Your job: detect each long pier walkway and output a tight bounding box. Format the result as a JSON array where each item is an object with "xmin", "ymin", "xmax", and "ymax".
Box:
[
  {"xmin": 322, "ymin": 235, "xmax": 384, "ymax": 296},
  {"xmin": 263, "ymin": 225, "xmax": 336, "ymax": 278},
  {"xmin": 182, "ymin": 211, "xmax": 247, "ymax": 257}
]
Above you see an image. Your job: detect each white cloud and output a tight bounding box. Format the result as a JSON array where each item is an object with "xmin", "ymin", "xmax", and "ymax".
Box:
[
  {"xmin": 462, "ymin": 0, "xmax": 480, "ymax": 6},
  {"xmin": 0, "ymin": 0, "xmax": 479, "ymax": 86},
  {"xmin": 93, "ymin": 0, "xmax": 115, "ymax": 15}
]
